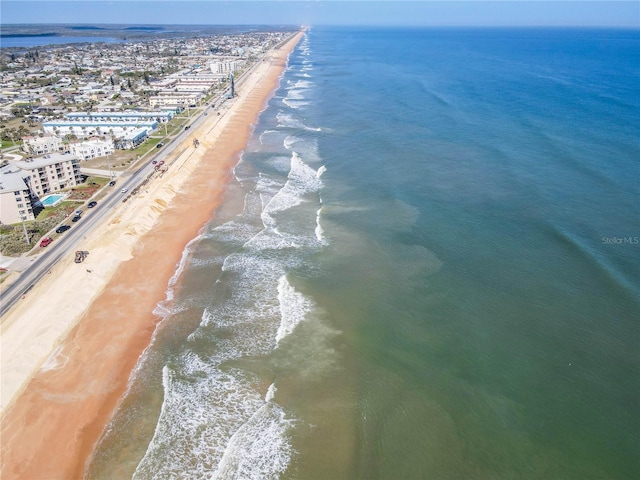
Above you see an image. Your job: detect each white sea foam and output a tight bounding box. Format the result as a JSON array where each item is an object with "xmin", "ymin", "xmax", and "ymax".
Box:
[
  {"xmin": 283, "ymin": 135, "xmax": 296, "ymax": 151},
  {"xmin": 265, "ymin": 383, "xmax": 277, "ymax": 402},
  {"xmin": 286, "ymin": 88, "xmax": 306, "ymax": 101},
  {"xmin": 282, "ymin": 97, "xmax": 309, "ymax": 109},
  {"xmin": 152, "ymin": 231, "xmax": 203, "ymax": 317},
  {"xmin": 260, "ymin": 152, "xmax": 323, "ymax": 230},
  {"xmin": 276, "ymin": 275, "xmax": 314, "ymax": 345},
  {"xmin": 276, "ymin": 111, "xmax": 304, "ymax": 128},
  {"xmin": 133, "ymin": 361, "xmax": 270, "ymax": 479},
  {"xmin": 212, "ymin": 402, "xmax": 294, "ymax": 480},
  {"xmin": 259, "ymin": 129, "xmax": 279, "ymax": 144},
  {"xmin": 284, "ymin": 136, "xmax": 322, "ymax": 162},
  {"xmin": 290, "ymin": 79, "xmax": 312, "ymax": 89},
  {"xmin": 315, "ymin": 207, "xmax": 327, "ymax": 245}
]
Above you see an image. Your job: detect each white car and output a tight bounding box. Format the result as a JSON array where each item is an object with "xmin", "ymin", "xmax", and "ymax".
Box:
[{"xmin": 121, "ymin": 188, "xmax": 128, "ymax": 194}]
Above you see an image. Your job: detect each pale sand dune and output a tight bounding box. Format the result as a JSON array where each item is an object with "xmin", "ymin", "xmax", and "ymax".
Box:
[{"xmin": 0, "ymin": 32, "xmax": 303, "ymax": 479}]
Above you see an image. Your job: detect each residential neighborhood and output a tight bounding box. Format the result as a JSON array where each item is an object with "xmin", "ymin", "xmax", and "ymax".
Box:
[{"xmin": 0, "ymin": 28, "xmax": 294, "ymax": 230}]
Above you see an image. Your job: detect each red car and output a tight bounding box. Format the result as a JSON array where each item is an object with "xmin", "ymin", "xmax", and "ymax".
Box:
[{"xmin": 40, "ymin": 237, "xmax": 53, "ymax": 247}]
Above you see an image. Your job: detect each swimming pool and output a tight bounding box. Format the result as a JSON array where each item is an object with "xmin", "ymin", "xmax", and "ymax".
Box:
[{"xmin": 39, "ymin": 194, "xmax": 66, "ymax": 207}]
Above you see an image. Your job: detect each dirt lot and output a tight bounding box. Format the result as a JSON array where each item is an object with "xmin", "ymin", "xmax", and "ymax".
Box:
[{"xmin": 80, "ymin": 150, "xmax": 140, "ymax": 171}]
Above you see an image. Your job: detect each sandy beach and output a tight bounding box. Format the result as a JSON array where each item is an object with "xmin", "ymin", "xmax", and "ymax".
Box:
[{"xmin": 0, "ymin": 31, "xmax": 303, "ymax": 479}]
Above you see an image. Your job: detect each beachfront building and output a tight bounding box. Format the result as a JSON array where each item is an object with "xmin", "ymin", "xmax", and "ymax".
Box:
[
  {"xmin": 69, "ymin": 137, "xmax": 114, "ymax": 160},
  {"xmin": 0, "ymin": 166, "xmax": 35, "ymax": 225},
  {"xmin": 21, "ymin": 134, "xmax": 65, "ymax": 157},
  {"xmin": 174, "ymin": 82, "xmax": 213, "ymax": 93},
  {"xmin": 41, "ymin": 121, "xmax": 158, "ymax": 139},
  {"xmin": 66, "ymin": 111, "xmax": 174, "ymax": 124},
  {"xmin": 149, "ymin": 92, "xmax": 200, "ymax": 108},
  {"xmin": 116, "ymin": 128, "xmax": 148, "ymax": 150},
  {"xmin": 210, "ymin": 60, "xmax": 241, "ymax": 75},
  {"xmin": 14, "ymin": 153, "xmax": 81, "ymax": 199}
]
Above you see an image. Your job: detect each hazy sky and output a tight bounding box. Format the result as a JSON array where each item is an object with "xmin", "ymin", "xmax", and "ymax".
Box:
[{"xmin": 1, "ymin": 1, "xmax": 638, "ymax": 27}]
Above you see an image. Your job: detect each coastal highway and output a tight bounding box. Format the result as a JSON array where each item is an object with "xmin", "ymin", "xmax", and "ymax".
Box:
[
  {"xmin": 0, "ymin": 163, "xmax": 154, "ymax": 319},
  {"xmin": 0, "ymin": 34, "xmax": 298, "ymax": 319},
  {"xmin": 0, "ymin": 93, "xmax": 223, "ymax": 319}
]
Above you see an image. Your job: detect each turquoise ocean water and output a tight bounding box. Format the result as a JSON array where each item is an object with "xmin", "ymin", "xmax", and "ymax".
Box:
[{"xmin": 88, "ymin": 27, "xmax": 640, "ymax": 479}]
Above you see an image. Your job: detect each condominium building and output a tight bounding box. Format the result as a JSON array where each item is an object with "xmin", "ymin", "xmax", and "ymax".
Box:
[
  {"xmin": 0, "ymin": 166, "xmax": 34, "ymax": 225},
  {"xmin": 210, "ymin": 60, "xmax": 241, "ymax": 75},
  {"xmin": 66, "ymin": 111, "xmax": 174, "ymax": 123},
  {"xmin": 149, "ymin": 92, "xmax": 200, "ymax": 108},
  {"xmin": 116, "ymin": 128, "xmax": 148, "ymax": 149},
  {"xmin": 15, "ymin": 153, "xmax": 81, "ymax": 199},
  {"xmin": 69, "ymin": 137, "xmax": 114, "ymax": 160},
  {"xmin": 41, "ymin": 121, "xmax": 158, "ymax": 139},
  {"xmin": 22, "ymin": 134, "xmax": 65, "ymax": 156}
]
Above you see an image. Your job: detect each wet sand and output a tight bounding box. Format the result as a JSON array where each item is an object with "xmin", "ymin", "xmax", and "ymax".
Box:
[{"xmin": 0, "ymin": 32, "xmax": 303, "ymax": 479}]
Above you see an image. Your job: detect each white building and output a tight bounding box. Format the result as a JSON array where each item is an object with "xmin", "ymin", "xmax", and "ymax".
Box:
[
  {"xmin": 42, "ymin": 121, "xmax": 158, "ymax": 139},
  {"xmin": 210, "ymin": 60, "xmax": 241, "ymax": 75},
  {"xmin": 149, "ymin": 92, "xmax": 200, "ymax": 108},
  {"xmin": 70, "ymin": 138, "xmax": 114, "ymax": 160},
  {"xmin": 117, "ymin": 128, "xmax": 148, "ymax": 150},
  {"xmin": 66, "ymin": 111, "xmax": 174, "ymax": 123},
  {"xmin": 0, "ymin": 167, "xmax": 34, "ymax": 225},
  {"xmin": 15, "ymin": 153, "xmax": 81, "ymax": 198},
  {"xmin": 22, "ymin": 134, "xmax": 65, "ymax": 156},
  {"xmin": 174, "ymin": 83, "xmax": 212, "ymax": 93}
]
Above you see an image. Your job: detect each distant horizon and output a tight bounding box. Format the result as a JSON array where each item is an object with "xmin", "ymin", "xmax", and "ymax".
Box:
[
  {"xmin": 1, "ymin": 1, "xmax": 638, "ymax": 28},
  {"xmin": 2, "ymin": 23, "xmax": 639, "ymax": 29}
]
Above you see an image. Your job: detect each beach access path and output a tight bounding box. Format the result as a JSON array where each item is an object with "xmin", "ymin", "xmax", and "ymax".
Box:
[{"xmin": 0, "ymin": 31, "xmax": 303, "ymax": 480}]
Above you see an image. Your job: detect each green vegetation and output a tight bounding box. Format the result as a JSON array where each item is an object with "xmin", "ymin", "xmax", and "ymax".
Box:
[{"xmin": 0, "ymin": 204, "xmax": 76, "ymax": 256}]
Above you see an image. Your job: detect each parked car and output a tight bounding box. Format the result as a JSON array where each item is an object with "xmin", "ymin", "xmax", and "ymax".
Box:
[
  {"xmin": 74, "ymin": 209, "xmax": 83, "ymax": 216},
  {"xmin": 152, "ymin": 160, "xmax": 157, "ymax": 165},
  {"xmin": 55, "ymin": 225, "xmax": 70, "ymax": 234},
  {"xmin": 40, "ymin": 237, "xmax": 53, "ymax": 247},
  {"xmin": 72, "ymin": 215, "xmax": 81, "ymax": 223},
  {"xmin": 87, "ymin": 201, "xmax": 97, "ymax": 208},
  {"xmin": 156, "ymin": 143, "xmax": 163, "ymax": 148},
  {"xmin": 108, "ymin": 180, "xmax": 116, "ymax": 186},
  {"xmin": 184, "ymin": 125, "xmax": 191, "ymax": 130}
]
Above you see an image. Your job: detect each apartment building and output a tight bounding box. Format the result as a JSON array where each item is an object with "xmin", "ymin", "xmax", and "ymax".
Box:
[
  {"xmin": 42, "ymin": 120, "xmax": 158, "ymax": 138},
  {"xmin": 117, "ymin": 128, "xmax": 148, "ymax": 149},
  {"xmin": 149, "ymin": 92, "xmax": 200, "ymax": 108},
  {"xmin": 69, "ymin": 137, "xmax": 114, "ymax": 160},
  {"xmin": 15, "ymin": 153, "xmax": 81, "ymax": 199},
  {"xmin": 0, "ymin": 167, "xmax": 34, "ymax": 225},
  {"xmin": 66, "ymin": 111, "xmax": 174, "ymax": 123},
  {"xmin": 210, "ymin": 60, "xmax": 241, "ymax": 75},
  {"xmin": 22, "ymin": 134, "xmax": 65, "ymax": 156}
]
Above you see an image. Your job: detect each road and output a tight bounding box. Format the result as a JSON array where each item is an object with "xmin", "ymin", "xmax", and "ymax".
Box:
[
  {"xmin": 0, "ymin": 33, "xmax": 298, "ymax": 319},
  {"xmin": 0, "ymin": 116, "xmax": 199, "ymax": 319}
]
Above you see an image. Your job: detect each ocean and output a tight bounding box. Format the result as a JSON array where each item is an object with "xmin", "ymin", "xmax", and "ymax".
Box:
[{"xmin": 87, "ymin": 27, "xmax": 640, "ymax": 479}]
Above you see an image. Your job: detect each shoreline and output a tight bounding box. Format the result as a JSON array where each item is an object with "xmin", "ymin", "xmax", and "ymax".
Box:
[{"xmin": 0, "ymin": 31, "xmax": 303, "ymax": 479}]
